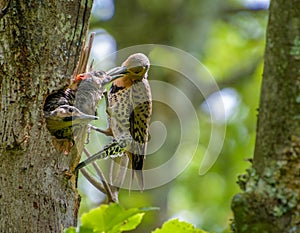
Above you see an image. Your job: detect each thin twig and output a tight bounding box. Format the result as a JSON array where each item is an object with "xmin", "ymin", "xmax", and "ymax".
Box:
[
  {"xmin": 80, "ymin": 168, "xmax": 106, "ymax": 194},
  {"xmin": 83, "ymin": 147, "xmax": 117, "ymax": 203},
  {"xmin": 73, "ymin": 32, "xmax": 95, "ymax": 76}
]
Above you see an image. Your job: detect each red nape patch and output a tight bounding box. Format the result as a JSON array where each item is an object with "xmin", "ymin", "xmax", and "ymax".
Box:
[{"xmin": 75, "ymin": 74, "xmax": 87, "ymax": 82}]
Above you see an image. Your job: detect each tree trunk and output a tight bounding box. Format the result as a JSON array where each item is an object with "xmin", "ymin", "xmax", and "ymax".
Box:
[
  {"xmin": 231, "ymin": 0, "xmax": 300, "ymax": 232},
  {"xmin": 0, "ymin": 1, "xmax": 92, "ymax": 232}
]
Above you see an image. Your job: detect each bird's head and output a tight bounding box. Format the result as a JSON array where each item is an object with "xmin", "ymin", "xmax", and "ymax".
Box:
[
  {"xmin": 120, "ymin": 53, "xmax": 150, "ymax": 81},
  {"xmin": 49, "ymin": 105, "xmax": 98, "ymax": 123},
  {"xmin": 72, "ymin": 53, "xmax": 150, "ymax": 89},
  {"xmin": 74, "ymin": 68, "xmax": 127, "ymax": 87}
]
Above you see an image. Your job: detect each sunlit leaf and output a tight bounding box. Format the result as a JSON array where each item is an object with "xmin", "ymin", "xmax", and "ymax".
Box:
[
  {"xmin": 65, "ymin": 203, "xmax": 156, "ymax": 233},
  {"xmin": 152, "ymin": 219, "xmax": 210, "ymax": 233},
  {"xmin": 63, "ymin": 227, "xmax": 76, "ymax": 233}
]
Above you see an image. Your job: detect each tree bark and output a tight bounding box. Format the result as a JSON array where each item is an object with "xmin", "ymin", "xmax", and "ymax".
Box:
[
  {"xmin": 232, "ymin": 0, "xmax": 300, "ymax": 232},
  {"xmin": 0, "ymin": 0, "xmax": 92, "ymax": 232}
]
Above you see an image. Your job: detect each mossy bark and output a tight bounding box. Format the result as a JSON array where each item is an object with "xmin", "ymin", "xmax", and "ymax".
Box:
[
  {"xmin": 231, "ymin": 0, "xmax": 300, "ymax": 232},
  {"xmin": 0, "ymin": 1, "xmax": 93, "ymax": 232}
]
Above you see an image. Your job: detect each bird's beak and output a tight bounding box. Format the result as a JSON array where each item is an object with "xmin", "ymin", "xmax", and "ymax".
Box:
[
  {"xmin": 72, "ymin": 113, "xmax": 98, "ymax": 121},
  {"xmin": 100, "ymin": 66, "xmax": 128, "ymax": 85},
  {"xmin": 107, "ymin": 66, "xmax": 128, "ymax": 79},
  {"xmin": 107, "ymin": 66, "xmax": 128, "ymax": 76}
]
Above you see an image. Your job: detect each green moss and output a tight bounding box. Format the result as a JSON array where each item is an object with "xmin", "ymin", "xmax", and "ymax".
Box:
[{"xmin": 235, "ymin": 148, "xmax": 299, "ymax": 220}]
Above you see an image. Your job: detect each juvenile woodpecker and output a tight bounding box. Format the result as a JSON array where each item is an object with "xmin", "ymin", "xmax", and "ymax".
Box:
[
  {"xmin": 44, "ymin": 68, "xmax": 125, "ymax": 137},
  {"xmin": 45, "ymin": 105, "xmax": 98, "ymax": 140},
  {"xmin": 73, "ymin": 69, "xmax": 125, "ymax": 116},
  {"xmin": 76, "ymin": 53, "xmax": 152, "ymax": 190}
]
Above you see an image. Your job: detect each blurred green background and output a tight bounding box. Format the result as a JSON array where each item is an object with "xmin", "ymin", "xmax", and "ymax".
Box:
[{"xmin": 77, "ymin": 0, "xmax": 269, "ymax": 232}]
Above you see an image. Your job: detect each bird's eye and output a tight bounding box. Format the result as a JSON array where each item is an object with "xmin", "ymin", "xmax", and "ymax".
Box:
[
  {"xmin": 68, "ymin": 108, "xmax": 74, "ymax": 113},
  {"xmin": 130, "ymin": 66, "xmax": 144, "ymax": 75},
  {"xmin": 97, "ymin": 71, "xmax": 105, "ymax": 76}
]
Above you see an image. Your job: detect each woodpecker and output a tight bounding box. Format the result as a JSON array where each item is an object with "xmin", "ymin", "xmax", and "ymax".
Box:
[
  {"xmin": 45, "ymin": 105, "xmax": 98, "ymax": 140},
  {"xmin": 43, "ymin": 68, "xmax": 126, "ymax": 151},
  {"xmin": 73, "ymin": 69, "xmax": 125, "ymax": 116},
  {"xmin": 44, "ymin": 69, "xmax": 125, "ymax": 132},
  {"xmin": 76, "ymin": 53, "xmax": 152, "ymax": 190}
]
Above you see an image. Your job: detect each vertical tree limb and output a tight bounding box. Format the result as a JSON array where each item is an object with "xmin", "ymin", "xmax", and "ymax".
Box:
[
  {"xmin": 0, "ymin": 1, "xmax": 93, "ymax": 232},
  {"xmin": 231, "ymin": 0, "xmax": 300, "ymax": 232}
]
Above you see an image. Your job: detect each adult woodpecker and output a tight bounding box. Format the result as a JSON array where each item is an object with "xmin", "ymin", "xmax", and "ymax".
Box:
[{"xmin": 76, "ymin": 53, "xmax": 152, "ymax": 190}]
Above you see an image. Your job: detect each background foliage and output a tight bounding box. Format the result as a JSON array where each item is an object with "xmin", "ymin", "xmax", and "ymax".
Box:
[{"xmin": 77, "ymin": 0, "xmax": 269, "ymax": 232}]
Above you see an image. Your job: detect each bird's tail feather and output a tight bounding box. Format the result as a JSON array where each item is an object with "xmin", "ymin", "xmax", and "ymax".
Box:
[
  {"xmin": 133, "ymin": 169, "xmax": 144, "ymax": 191},
  {"xmin": 129, "ymin": 152, "xmax": 144, "ymax": 191}
]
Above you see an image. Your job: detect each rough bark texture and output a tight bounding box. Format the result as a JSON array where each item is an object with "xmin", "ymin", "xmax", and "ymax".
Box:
[
  {"xmin": 231, "ymin": 0, "xmax": 300, "ymax": 232},
  {"xmin": 0, "ymin": 0, "xmax": 93, "ymax": 232}
]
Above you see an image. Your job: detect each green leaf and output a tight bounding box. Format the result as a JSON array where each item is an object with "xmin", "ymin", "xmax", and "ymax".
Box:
[
  {"xmin": 63, "ymin": 203, "xmax": 157, "ymax": 233},
  {"xmin": 65, "ymin": 203, "xmax": 156, "ymax": 233},
  {"xmin": 77, "ymin": 226, "xmax": 94, "ymax": 233},
  {"xmin": 112, "ymin": 212, "xmax": 144, "ymax": 233},
  {"xmin": 63, "ymin": 227, "xmax": 76, "ymax": 233},
  {"xmin": 152, "ymin": 219, "xmax": 210, "ymax": 233}
]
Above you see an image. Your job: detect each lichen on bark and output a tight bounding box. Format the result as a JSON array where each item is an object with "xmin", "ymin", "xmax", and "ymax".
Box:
[
  {"xmin": 231, "ymin": 0, "xmax": 300, "ymax": 232},
  {"xmin": 0, "ymin": 0, "xmax": 93, "ymax": 232}
]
